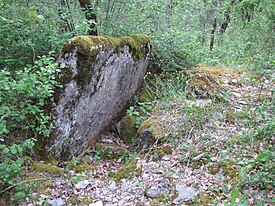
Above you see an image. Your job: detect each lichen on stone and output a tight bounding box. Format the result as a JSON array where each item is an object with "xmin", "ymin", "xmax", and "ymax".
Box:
[{"xmin": 59, "ymin": 34, "xmax": 150, "ymax": 90}]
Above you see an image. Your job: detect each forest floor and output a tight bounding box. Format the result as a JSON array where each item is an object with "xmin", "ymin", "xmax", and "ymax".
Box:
[{"xmin": 21, "ymin": 66, "xmax": 274, "ymax": 206}]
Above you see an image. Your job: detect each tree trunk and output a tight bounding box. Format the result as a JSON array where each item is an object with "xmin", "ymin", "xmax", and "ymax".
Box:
[
  {"xmin": 59, "ymin": 0, "xmax": 75, "ymax": 33},
  {"xmin": 210, "ymin": 18, "xmax": 217, "ymax": 51},
  {"xmin": 78, "ymin": 0, "xmax": 99, "ymax": 35},
  {"xmin": 219, "ymin": 0, "xmax": 237, "ymax": 34}
]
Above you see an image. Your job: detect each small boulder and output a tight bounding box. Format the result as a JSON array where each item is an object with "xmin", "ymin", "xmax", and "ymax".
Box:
[
  {"xmin": 173, "ymin": 185, "xmax": 199, "ymax": 204},
  {"xmin": 116, "ymin": 115, "xmax": 137, "ymax": 146},
  {"xmin": 47, "ymin": 198, "xmax": 65, "ymax": 206},
  {"xmin": 145, "ymin": 179, "xmax": 171, "ymax": 198},
  {"xmin": 136, "ymin": 117, "xmax": 164, "ymax": 151},
  {"xmin": 186, "ymin": 65, "xmax": 243, "ymax": 98}
]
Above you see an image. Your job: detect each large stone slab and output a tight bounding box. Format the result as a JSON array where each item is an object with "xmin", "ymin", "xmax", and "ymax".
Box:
[{"xmin": 49, "ymin": 35, "xmax": 151, "ymax": 160}]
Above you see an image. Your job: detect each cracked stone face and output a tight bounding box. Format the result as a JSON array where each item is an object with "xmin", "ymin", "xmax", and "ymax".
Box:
[{"xmin": 49, "ymin": 36, "xmax": 151, "ymax": 160}]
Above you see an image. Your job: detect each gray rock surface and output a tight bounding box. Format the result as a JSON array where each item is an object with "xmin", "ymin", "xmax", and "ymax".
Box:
[
  {"xmin": 49, "ymin": 35, "xmax": 150, "ymax": 160},
  {"xmin": 145, "ymin": 179, "xmax": 171, "ymax": 198},
  {"xmin": 47, "ymin": 198, "xmax": 65, "ymax": 206},
  {"xmin": 173, "ymin": 185, "xmax": 199, "ymax": 204}
]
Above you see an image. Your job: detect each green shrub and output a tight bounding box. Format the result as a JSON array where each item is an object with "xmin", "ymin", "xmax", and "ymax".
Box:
[{"xmin": 0, "ymin": 55, "xmax": 59, "ymax": 203}]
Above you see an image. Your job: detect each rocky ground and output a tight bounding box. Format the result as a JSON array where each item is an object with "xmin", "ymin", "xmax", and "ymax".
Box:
[{"xmin": 21, "ymin": 66, "xmax": 274, "ymax": 206}]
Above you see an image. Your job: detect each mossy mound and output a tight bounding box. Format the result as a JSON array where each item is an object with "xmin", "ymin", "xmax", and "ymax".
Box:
[
  {"xmin": 116, "ymin": 115, "xmax": 137, "ymax": 146},
  {"xmin": 66, "ymin": 156, "xmax": 95, "ymax": 173},
  {"xmin": 95, "ymin": 143, "xmax": 131, "ymax": 160},
  {"xmin": 30, "ymin": 162, "xmax": 63, "ymax": 175},
  {"xmin": 114, "ymin": 159, "xmax": 140, "ymax": 182},
  {"xmin": 207, "ymin": 161, "xmax": 239, "ymax": 183},
  {"xmin": 136, "ymin": 117, "xmax": 164, "ymax": 151},
  {"xmin": 24, "ymin": 174, "xmax": 53, "ymax": 195},
  {"xmin": 152, "ymin": 145, "xmax": 173, "ymax": 160},
  {"xmin": 187, "ymin": 65, "xmax": 244, "ymax": 98}
]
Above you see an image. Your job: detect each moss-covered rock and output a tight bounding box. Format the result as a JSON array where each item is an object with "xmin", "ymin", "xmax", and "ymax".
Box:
[
  {"xmin": 116, "ymin": 115, "xmax": 137, "ymax": 146},
  {"xmin": 152, "ymin": 145, "xmax": 173, "ymax": 160},
  {"xmin": 95, "ymin": 143, "xmax": 131, "ymax": 160},
  {"xmin": 50, "ymin": 34, "xmax": 151, "ymax": 161},
  {"xmin": 136, "ymin": 117, "xmax": 164, "ymax": 151},
  {"xmin": 187, "ymin": 65, "xmax": 244, "ymax": 98},
  {"xmin": 138, "ymin": 88, "xmax": 155, "ymax": 102},
  {"xmin": 114, "ymin": 159, "xmax": 139, "ymax": 182}
]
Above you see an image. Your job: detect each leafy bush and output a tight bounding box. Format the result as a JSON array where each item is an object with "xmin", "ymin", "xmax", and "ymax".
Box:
[
  {"xmin": 0, "ymin": 55, "xmax": 59, "ymax": 202},
  {"xmin": 152, "ymin": 30, "xmax": 205, "ymax": 70},
  {"xmin": 127, "ymin": 101, "xmax": 153, "ymax": 128}
]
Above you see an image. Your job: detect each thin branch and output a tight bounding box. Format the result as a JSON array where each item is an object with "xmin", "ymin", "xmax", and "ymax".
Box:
[{"xmin": 0, "ymin": 177, "xmax": 48, "ymax": 195}]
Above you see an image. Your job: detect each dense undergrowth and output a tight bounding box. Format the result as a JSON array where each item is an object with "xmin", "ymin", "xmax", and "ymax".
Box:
[{"xmin": 0, "ymin": 0, "xmax": 274, "ymax": 204}]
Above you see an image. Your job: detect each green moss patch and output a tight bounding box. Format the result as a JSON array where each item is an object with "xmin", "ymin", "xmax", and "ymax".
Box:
[
  {"xmin": 152, "ymin": 145, "xmax": 173, "ymax": 160},
  {"xmin": 95, "ymin": 143, "xmax": 131, "ymax": 160},
  {"xmin": 208, "ymin": 161, "xmax": 239, "ymax": 183},
  {"xmin": 66, "ymin": 156, "xmax": 95, "ymax": 173},
  {"xmin": 24, "ymin": 174, "xmax": 53, "ymax": 195},
  {"xmin": 117, "ymin": 115, "xmax": 137, "ymax": 146},
  {"xmin": 30, "ymin": 163, "xmax": 63, "ymax": 175},
  {"xmin": 59, "ymin": 34, "xmax": 150, "ymax": 90},
  {"xmin": 114, "ymin": 159, "xmax": 140, "ymax": 182},
  {"xmin": 187, "ymin": 65, "xmax": 244, "ymax": 98},
  {"xmin": 61, "ymin": 34, "xmax": 150, "ymax": 60}
]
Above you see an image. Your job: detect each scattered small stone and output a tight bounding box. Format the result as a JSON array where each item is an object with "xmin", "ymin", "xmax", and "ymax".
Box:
[
  {"xmin": 145, "ymin": 179, "xmax": 171, "ymax": 198},
  {"xmin": 231, "ymin": 92, "xmax": 242, "ymax": 98},
  {"xmin": 173, "ymin": 185, "xmax": 199, "ymax": 204},
  {"xmin": 185, "ymin": 99, "xmax": 212, "ymax": 108},
  {"xmin": 74, "ymin": 180, "xmax": 91, "ymax": 189},
  {"xmin": 210, "ymin": 157, "xmax": 218, "ymax": 162},
  {"xmin": 238, "ymin": 100, "xmax": 248, "ymax": 105},
  {"xmin": 162, "ymin": 156, "xmax": 170, "ymax": 161},
  {"xmin": 108, "ymin": 181, "xmax": 117, "ymax": 191},
  {"xmin": 223, "ymin": 79, "xmax": 229, "ymax": 84},
  {"xmin": 47, "ymin": 198, "xmax": 65, "ymax": 206},
  {"xmin": 231, "ymin": 79, "xmax": 238, "ymax": 84},
  {"xmin": 193, "ymin": 153, "xmax": 205, "ymax": 161},
  {"xmin": 89, "ymin": 200, "xmax": 103, "ymax": 206}
]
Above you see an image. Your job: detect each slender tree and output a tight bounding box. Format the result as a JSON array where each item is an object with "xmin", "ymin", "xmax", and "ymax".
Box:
[{"xmin": 79, "ymin": 0, "xmax": 99, "ymax": 35}]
